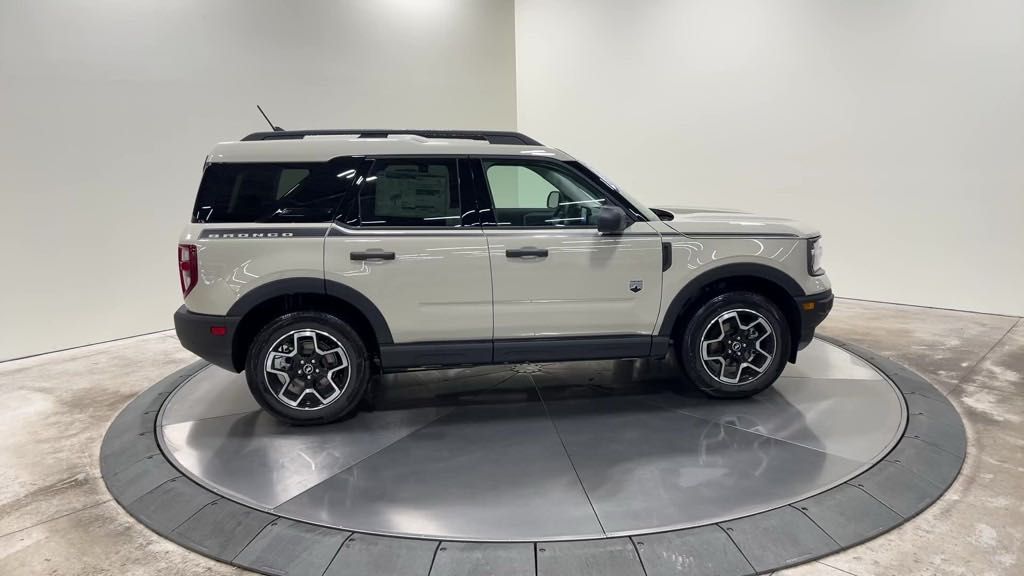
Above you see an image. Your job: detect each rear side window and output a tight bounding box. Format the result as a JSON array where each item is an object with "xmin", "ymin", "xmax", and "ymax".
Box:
[
  {"xmin": 193, "ymin": 160, "xmax": 358, "ymax": 223},
  {"xmin": 351, "ymin": 158, "xmax": 462, "ymax": 227}
]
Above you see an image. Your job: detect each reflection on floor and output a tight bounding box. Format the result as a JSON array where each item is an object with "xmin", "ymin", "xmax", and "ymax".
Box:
[
  {"xmin": 0, "ymin": 298, "xmax": 1021, "ymax": 575},
  {"xmin": 159, "ymin": 340, "xmax": 904, "ymax": 540}
]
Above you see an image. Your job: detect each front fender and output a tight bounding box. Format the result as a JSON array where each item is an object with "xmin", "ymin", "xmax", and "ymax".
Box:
[{"xmin": 658, "ymin": 261, "xmax": 806, "ymax": 338}]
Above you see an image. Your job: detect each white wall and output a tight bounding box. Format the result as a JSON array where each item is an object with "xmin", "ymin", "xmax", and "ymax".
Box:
[
  {"xmin": 517, "ymin": 0, "xmax": 1024, "ymax": 316},
  {"xmin": 3, "ymin": 0, "xmax": 1020, "ymax": 361},
  {"xmin": 0, "ymin": 0, "xmax": 516, "ymax": 360}
]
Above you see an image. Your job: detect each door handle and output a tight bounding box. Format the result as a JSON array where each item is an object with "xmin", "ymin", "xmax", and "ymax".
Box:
[
  {"xmin": 506, "ymin": 247, "xmax": 548, "ymax": 258},
  {"xmin": 350, "ymin": 250, "xmax": 396, "ymax": 261}
]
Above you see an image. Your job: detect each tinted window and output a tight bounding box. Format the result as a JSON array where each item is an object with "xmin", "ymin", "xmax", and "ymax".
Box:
[
  {"xmin": 354, "ymin": 159, "xmax": 462, "ymax": 227},
  {"xmin": 193, "ymin": 160, "xmax": 356, "ymax": 223},
  {"xmin": 483, "ymin": 161, "xmax": 608, "ymax": 227}
]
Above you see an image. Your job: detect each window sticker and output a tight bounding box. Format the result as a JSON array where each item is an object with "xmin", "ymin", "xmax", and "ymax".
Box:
[{"xmin": 373, "ymin": 166, "xmax": 451, "ymax": 218}]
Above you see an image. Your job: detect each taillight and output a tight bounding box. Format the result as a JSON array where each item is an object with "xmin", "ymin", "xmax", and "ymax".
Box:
[{"xmin": 178, "ymin": 244, "xmax": 198, "ymax": 298}]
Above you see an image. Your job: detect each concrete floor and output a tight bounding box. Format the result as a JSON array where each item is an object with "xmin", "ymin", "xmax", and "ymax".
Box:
[{"xmin": 0, "ymin": 298, "xmax": 1020, "ymax": 576}]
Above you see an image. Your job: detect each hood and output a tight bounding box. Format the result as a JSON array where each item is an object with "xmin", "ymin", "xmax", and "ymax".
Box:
[{"xmin": 652, "ymin": 206, "xmax": 820, "ymax": 238}]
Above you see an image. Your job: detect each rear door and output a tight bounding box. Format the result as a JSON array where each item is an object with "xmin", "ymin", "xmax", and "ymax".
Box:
[
  {"xmin": 474, "ymin": 158, "xmax": 664, "ymax": 356},
  {"xmin": 323, "ymin": 157, "xmax": 493, "ymax": 364}
]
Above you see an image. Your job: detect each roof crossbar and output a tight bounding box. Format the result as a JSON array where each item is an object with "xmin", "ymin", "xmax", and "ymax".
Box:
[{"xmin": 241, "ymin": 129, "xmax": 542, "ymax": 146}]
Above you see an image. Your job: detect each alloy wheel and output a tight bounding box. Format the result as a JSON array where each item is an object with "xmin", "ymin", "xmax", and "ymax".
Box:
[
  {"xmin": 699, "ymin": 309, "xmax": 776, "ymax": 386},
  {"xmin": 264, "ymin": 329, "xmax": 351, "ymax": 410}
]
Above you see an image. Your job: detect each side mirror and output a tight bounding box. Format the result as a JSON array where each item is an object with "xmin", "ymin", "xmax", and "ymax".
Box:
[
  {"xmin": 596, "ymin": 205, "xmax": 628, "ymax": 234},
  {"xmin": 546, "ymin": 191, "xmax": 561, "ymax": 209}
]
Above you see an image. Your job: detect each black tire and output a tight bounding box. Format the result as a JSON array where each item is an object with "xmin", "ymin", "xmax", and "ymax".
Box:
[
  {"xmin": 245, "ymin": 311, "xmax": 370, "ymax": 425},
  {"xmin": 676, "ymin": 291, "xmax": 791, "ymax": 398}
]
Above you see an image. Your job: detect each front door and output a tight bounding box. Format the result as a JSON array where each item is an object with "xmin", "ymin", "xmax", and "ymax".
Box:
[{"xmin": 475, "ymin": 158, "xmax": 663, "ymax": 356}]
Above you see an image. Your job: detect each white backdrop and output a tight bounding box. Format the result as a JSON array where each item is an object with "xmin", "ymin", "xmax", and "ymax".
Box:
[
  {"xmin": 517, "ymin": 0, "xmax": 1024, "ymax": 316},
  {"xmin": 3, "ymin": 0, "xmax": 1021, "ymax": 360},
  {"xmin": 0, "ymin": 0, "xmax": 517, "ymax": 360}
]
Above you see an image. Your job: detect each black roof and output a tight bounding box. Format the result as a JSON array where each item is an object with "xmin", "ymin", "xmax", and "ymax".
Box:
[{"xmin": 241, "ymin": 129, "xmax": 542, "ymax": 146}]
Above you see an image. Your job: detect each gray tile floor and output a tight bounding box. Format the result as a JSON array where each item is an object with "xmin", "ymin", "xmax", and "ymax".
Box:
[{"xmin": 0, "ymin": 298, "xmax": 1020, "ymax": 575}]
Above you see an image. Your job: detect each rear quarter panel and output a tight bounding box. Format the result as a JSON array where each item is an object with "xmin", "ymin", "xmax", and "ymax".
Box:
[{"xmin": 180, "ymin": 223, "xmax": 327, "ymax": 315}]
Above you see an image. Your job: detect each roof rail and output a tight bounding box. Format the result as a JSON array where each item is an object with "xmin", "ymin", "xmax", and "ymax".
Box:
[{"xmin": 240, "ymin": 129, "xmax": 543, "ymax": 146}]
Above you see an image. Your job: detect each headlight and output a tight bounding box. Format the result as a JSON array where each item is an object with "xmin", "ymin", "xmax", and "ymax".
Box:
[{"xmin": 808, "ymin": 237, "xmax": 824, "ymax": 276}]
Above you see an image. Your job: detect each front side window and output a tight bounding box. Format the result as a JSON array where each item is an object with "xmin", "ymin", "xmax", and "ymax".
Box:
[
  {"xmin": 482, "ymin": 161, "xmax": 609, "ymax": 227},
  {"xmin": 193, "ymin": 160, "xmax": 357, "ymax": 223},
  {"xmin": 353, "ymin": 159, "xmax": 462, "ymax": 227}
]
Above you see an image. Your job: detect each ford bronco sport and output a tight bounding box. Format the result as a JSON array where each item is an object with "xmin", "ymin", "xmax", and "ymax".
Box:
[{"xmin": 174, "ymin": 129, "xmax": 832, "ymax": 425}]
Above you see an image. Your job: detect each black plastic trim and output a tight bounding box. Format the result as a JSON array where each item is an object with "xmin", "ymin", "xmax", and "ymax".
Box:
[
  {"xmin": 795, "ymin": 289, "xmax": 834, "ymax": 349},
  {"xmin": 493, "ymin": 335, "xmax": 653, "ymax": 364},
  {"xmin": 225, "ymin": 278, "xmax": 323, "ymax": 318},
  {"xmin": 650, "ymin": 207, "xmax": 675, "ymax": 221},
  {"xmin": 323, "ymin": 280, "xmax": 395, "ymax": 344},
  {"xmin": 662, "ymin": 242, "xmax": 672, "ymax": 272},
  {"xmin": 223, "ymin": 278, "xmax": 394, "ymax": 346},
  {"xmin": 651, "ymin": 336, "xmax": 671, "ymax": 358},
  {"xmin": 173, "ymin": 306, "xmax": 239, "ymax": 372},
  {"xmin": 379, "ymin": 335, "xmax": 663, "ymax": 370},
  {"xmin": 380, "ymin": 341, "xmax": 493, "ymax": 369},
  {"xmin": 241, "ymin": 129, "xmax": 542, "ymax": 145},
  {"xmin": 658, "ymin": 263, "xmax": 807, "ymax": 338},
  {"xmin": 198, "ymin": 227, "xmax": 329, "ymax": 239},
  {"xmin": 350, "ymin": 251, "xmax": 396, "ymax": 261},
  {"xmin": 329, "ymin": 223, "xmax": 485, "ymax": 236},
  {"xmin": 506, "ymin": 248, "xmax": 549, "ymax": 258}
]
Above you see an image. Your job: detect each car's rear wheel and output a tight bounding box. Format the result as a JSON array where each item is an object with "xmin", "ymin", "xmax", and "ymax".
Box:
[
  {"xmin": 677, "ymin": 291, "xmax": 790, "ymax": 398},
  {"xmin": 245, "ymin": 311, "xmax": 369, "ymax": 425}
]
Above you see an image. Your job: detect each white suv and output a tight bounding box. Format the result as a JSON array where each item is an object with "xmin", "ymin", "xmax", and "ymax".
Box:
[{"xmin": 174, "ymin": 130, "xmax": 832, "ymax": 425}]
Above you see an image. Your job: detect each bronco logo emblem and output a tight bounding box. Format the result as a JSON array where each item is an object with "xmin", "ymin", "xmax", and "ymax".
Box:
[{"xmin": 629, "ymin": 280, "xmax": 643, "ymax": 293}]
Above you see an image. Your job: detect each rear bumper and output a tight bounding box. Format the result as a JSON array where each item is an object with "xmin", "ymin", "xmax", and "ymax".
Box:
[
  {"xmin": 795, "ymin": 289, "xmax": 834, "ymax": 350},
  {"xmin": 173, "ymin": 305, "xmax": 241, "ymax": 372}
]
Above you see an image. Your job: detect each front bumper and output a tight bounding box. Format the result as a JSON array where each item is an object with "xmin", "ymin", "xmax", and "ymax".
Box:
[
  {"xmin": 794, "ymin": 289, "xmax": 834, "ymax": 350},
  {"xmin": 173, "ymin": 305, "xmax": 241, "ymax": 372}
]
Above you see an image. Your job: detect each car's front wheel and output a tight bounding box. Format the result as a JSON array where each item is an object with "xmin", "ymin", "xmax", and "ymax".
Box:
[
  {"xmin": 677, "ymin": 291, "xmax": 791, "ymax": 398},
  {"xmin": 245, "ymin": 311, "xmax": 369, "ymax": 425}
]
